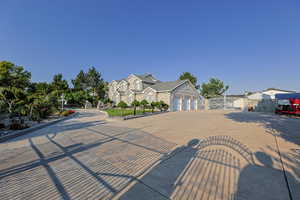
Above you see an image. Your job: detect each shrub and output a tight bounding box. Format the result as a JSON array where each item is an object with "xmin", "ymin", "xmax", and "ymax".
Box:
[
  {"xmin": 117, "ymin": 101, "xmax": 128, "ymax": 109},
  {"xmin": 155, "ymin": 101, "xmax": 169, "ymax": 112},
  {"xmin": 150, "ymin": 102, "xmax": 157, "ymax": 113},
  {"xmin": 9, "ymin": 123, "xmax": 23, "ymax": 130},
  {"xmin": 60, "ymin": 110, "xmax": 75, "ymax": 117},
  {"xmin": 131, "ymin": 100, "xmax": 140, "ymax": 107},
  {"xmin": 103, "ymin": 98, "xmax": 113, "ymax": 104},
  {"xmin": 162, "ymin": 103, "xmax": 169, "ymax": 111}
]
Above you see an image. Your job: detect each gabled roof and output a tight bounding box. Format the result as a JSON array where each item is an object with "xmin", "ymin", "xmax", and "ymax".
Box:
[
  {"xmin": 149, "ymin": 80, "xmax": 187, "ymax": 92},
  {"xmin": 112, "ymin": 78, "xmax": 127, "ymax": 83},
  {"xmin": 133, "ymin": 74, "xmax": 160, "ymax": 84},
  {"xmin": 226, "ymin": 95, "xmax": 246, "ymax": 98},
  {"xmin": 264, "ymin": 88, "xmax": 296, "ymax": 93}
]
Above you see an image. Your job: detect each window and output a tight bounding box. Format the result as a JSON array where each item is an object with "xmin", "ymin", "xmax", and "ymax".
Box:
[
  {"xmin": 134, "ymin": 79, "xmax": 141, "ymax": 90},
  {"xmin": 146, "ymin": 91, "xmax": 155, "ymax": 102}
]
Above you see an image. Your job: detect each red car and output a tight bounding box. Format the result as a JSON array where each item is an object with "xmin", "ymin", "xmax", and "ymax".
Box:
[{"xmin": 275, "ymin": 93, "xmax": 300, "ymax": 116}]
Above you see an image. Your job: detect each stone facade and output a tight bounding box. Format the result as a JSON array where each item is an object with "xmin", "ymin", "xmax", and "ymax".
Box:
[{"xmin": 157, "ymin": 92, "xmax": 171, "ymax": 105}]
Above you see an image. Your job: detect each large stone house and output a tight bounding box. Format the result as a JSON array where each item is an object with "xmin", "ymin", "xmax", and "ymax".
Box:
[{"xmin": 108, "ymin": 74, "xmax": 201, "ymax": 111}]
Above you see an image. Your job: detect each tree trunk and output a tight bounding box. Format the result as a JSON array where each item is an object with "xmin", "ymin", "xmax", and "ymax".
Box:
[
  {"xmin": 29, "ymin": 106, "xmax": 33, "ymax": 120},
  {"xmin": 8, "ymin": 102, "xmax": 13, "ymax": 114}
]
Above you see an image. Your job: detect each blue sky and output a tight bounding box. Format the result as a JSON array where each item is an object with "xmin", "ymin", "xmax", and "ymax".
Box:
[{"xmin": 1, "ymin": 0, "xmax": 300, "ymax": 94}]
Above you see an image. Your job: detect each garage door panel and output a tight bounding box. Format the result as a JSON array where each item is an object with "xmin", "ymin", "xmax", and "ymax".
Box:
[
  {"xmin": 191, "ymin": 99, "xmax": 198, "ymax": 110},
  {"xmin": 191, "ymin": 99, "xmax": 195, "ymax": 110},
  {"xmin": 183, "ymin": 97, "xmax": 190, "ymax": 111},
  {"xmin": 173, "ymin": 97, "xmax": 180, "ymax": 111}
]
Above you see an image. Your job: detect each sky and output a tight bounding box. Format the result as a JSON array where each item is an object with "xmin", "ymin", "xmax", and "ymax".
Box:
[{"xmin": 1, "ymin": 0, "xmax": 300, "ymax": 94}]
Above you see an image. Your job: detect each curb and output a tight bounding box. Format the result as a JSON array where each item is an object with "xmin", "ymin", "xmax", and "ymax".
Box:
[
  {"xmin": 98, "ymin": 110, "xmax": 109, "ymax": 118},
  {"xmin": 123, "ymin": 111, "xmax": 169, "ymax": 120},
  {"xmin": 0, "ymin": 113, "xmax": 78, "ymax": 143}
]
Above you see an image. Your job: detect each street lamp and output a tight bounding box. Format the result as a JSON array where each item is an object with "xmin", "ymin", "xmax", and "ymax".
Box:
[{"xmin": 61, "ymin": 94, "xmax": 65, "ymax": 111}]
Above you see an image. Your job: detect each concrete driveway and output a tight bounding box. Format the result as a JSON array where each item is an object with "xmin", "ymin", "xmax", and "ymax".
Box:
[{"xmin": 1, "ymin": 110, "xmax": 299, "ymax": 200}]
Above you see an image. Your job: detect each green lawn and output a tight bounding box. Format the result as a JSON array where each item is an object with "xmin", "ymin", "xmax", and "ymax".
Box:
[{"xmin": 105, "ymin": 108, "xmax": 152, "ymax": 117}]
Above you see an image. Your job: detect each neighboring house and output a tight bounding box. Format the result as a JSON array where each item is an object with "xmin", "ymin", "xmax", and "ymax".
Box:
[
  {"xmin": 108, "ymin": 74, "xmax": 201, "ymax": 111},
  {"xmin": 231, "ymin": 88, "xmax": 296, "ymax": 111},
  {"xmin": 247, "ymin": 88, "xmax": 295, "ymax": 100}
]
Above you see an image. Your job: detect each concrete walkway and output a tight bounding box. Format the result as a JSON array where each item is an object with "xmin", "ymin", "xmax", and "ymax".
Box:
[{"xmin": 0, "ymin": 110, "xmax": 299, "ymax": 200}]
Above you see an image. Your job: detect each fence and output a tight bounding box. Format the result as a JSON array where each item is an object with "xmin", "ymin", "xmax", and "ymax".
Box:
[
  {"xmin": 207, "ymin": 97, "xmax": 243, "ymax": 110},
  {"xmin": 205, "ymin": 97, "xmax": 276, "ymax": 113}
]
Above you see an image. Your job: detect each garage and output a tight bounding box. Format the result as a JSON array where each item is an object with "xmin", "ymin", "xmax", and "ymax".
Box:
[
  {"xmin": 167, "ymin": 80, "xmax": 202, "ymax": 112},
  {"xmin": 173, "ymin": 96, "xmax": 181, "ymax": 111}
]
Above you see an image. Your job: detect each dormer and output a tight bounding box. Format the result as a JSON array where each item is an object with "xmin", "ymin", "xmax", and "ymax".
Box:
[{"xmin": 117, "ymin": 80, "xmax": 128, "ymax": 92}]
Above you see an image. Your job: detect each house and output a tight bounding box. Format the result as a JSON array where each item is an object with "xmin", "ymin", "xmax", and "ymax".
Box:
[
  {"xmin": 247, "ymin": 88, "xmax": 295, "ymax": 100},
  {"xmin": 108, "ymin": 74, "xmax": 201, "ymax": 111}
]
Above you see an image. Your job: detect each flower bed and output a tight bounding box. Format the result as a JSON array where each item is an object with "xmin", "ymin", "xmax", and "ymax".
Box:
[{"xmin": 60, "ymin": 110, "xmax": 76, "ymax": 117}]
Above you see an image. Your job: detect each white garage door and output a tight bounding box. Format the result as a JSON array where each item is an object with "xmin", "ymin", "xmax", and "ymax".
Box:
[
  {"xmin": 173, "ymin": 96, "xmax": 181, "ymax": 111},
  {"xmin": 191, "ymin": 99, "xmax": 195, "ymax": 110},
  {"xmin": 191, "ymin": 99, "xmax": 198, "ymax": 110},
  {"xmin": 183, "ymin": 97, "xmax": 190, "ymax": 111}
]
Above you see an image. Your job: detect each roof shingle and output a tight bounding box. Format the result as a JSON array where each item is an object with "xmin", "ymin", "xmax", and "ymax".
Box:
[{"xmin": 149, "ymin": 80, "xmax": 187, "ymax": 91}]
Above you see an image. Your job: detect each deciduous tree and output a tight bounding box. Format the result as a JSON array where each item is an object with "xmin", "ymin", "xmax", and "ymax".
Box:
[
  {"xmin": 179, "ymin": 72, "xmax": 197, "ymax": 86},
  {"xmin": 140, "ymin": 99, "xmax": 149, "ymax": 114},
  {"xmin": 0, "ymin": 61, "xmax": 31, "ymax": 89},
  {"xmin": 200, "ymin": 78, "xmax": 229, "ymax": 98},
  {"xmin": 51, "ymin": 73, "xmax": 69, "ymax": 96},
  {"xmin": 131, "ymin": 100, "xmax": 140, "ymax": 115}
]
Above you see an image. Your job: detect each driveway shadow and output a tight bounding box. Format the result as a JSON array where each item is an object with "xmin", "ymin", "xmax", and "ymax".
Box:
[
  {"xmin": 225, "ymin": 112, "xmax": 300, "ymax": 146},
  {"xmin": 120, "ymin": 136, "xmax": 259, "ymax": 200},
  {"xmin": 235, "ymin": 151, "xmax": 299, "ymax": 200},
  {"xmin": 0, "ymin": 124, "xmax": 176, "ymax": 200},
  {"xmin": 3, "ymin": 112, "xmax": 107, "ymax": 143}
]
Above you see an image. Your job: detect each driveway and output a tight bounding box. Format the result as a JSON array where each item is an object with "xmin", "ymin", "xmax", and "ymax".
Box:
[{"xmin": 1, "ymin": 110, "xmax": 299, "ymax": 200}]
